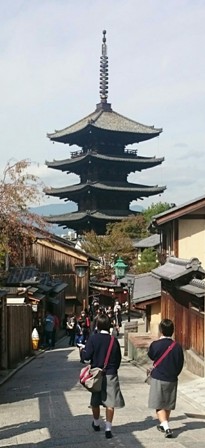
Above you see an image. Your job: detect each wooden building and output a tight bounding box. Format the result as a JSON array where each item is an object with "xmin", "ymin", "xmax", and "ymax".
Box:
[
  {"xmin": 150, "ymin": 195, "xmax": 205, "ymax": 268},
  {"xmin": 0, "ymin": 290, "xmax": 7, "ymax": 369},
  {"xmin": 152, "ymin": 256, "xmax": 205, "ymax": 376},
  {"xmin": 31, "ymin": 233, "xmax": 96, "ymax": 316},
  {"xmin": 130, "ymin": 272, "xmax": 161, "ymax": 334},
  {"xmin": 45, "ymin": 30, "xmax": 165, "ymax": 235},
  {"xmin": 5, "ymin": 230, "xmax": 98, "ymax": 318},
  {"xmin": 0, "ymin": 289, "xmax": 32, "ymax": 370}
]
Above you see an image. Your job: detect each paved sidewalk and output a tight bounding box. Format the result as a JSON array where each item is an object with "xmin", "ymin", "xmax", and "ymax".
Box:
[{"xmin": 0, "ymin": 332, "xmax": 205, "ymax": 447}]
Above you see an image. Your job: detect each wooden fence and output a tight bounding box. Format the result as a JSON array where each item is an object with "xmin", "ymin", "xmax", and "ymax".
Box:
[
  {"xmin": 189, "ymin": 307, "xmax": 204, "ymax": 357},
  {"xmin": 7, "ymin": 305, "xmax": 32, "ymax": 368}
]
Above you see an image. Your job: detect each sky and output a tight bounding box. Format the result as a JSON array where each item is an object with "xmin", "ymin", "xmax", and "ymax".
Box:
[{"xmin": 1, "ymin": 0, "xmax": 205, "ymax": 210}]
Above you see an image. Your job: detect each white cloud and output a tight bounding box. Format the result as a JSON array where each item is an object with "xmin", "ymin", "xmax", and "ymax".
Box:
[{"xmin": 0, "ymin": 0, "xmax": 205, "ymax": 212}]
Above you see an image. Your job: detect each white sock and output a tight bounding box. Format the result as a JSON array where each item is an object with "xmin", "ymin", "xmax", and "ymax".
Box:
[
  {"xmin": 94, "ymin": 418, "xmax": 100, "ymax": 426},
  {"xmin": 161, "ymin": 420, "xmax": 169, "ymax": 431},
  {"xmin": 105, "ymin": 421, "xmax": 112, "ymax": 431}
]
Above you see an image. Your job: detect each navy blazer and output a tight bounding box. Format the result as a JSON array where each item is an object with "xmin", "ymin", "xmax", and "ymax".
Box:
[
  {"xmin": 81, "ymin": 332, "xmax": 121, "ymax": 375},
  {"xmin": 148, "ymin": 338, "xmax": 184, "ymax": 382}
]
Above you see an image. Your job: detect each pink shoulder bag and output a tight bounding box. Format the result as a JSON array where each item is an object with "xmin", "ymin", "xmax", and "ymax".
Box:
[{"xmin": 145, "ymin": 341, "xmax": 176, "ymax": 385}]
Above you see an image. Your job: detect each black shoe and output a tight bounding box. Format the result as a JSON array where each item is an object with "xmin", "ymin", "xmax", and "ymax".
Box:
[
  {"xmin": 157, "ymin": 425, "xmax": 165, "ymax": 433},
  {"xmin": 165, "ymin": 429, "xmax": 173, "ymax": 438},
  {"xmin": 92, "ymin": 421, "xmax": 100, "ymax": 432},
  {"xmin": 105, "ymin": 430, "xmax": 113, "ymax": 439}
]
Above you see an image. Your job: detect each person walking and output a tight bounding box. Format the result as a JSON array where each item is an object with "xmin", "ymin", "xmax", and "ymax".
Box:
[
  {"xmin": 66, "ymin": 315, "xmax": 76, "ymax": 346},
  {"xmin": 51, "ymin": 313, "xmax": 59, "ymax": 349},
  {"xmin": 81, "ymin": 313, "xmax": 125, "ymax": 439},
  {"xmin": 44, "ymin": 310, "xmax": 54, "ymax": 350},
  {"xmin": 147, "ymin": 318, "xmax": 184, "ymax": 438},
  {"xmin": 113, "ymin": 301, "xmax": 122, "ymax": 336}
]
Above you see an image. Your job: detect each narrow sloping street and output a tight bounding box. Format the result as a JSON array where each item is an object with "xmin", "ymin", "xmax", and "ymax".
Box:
[{"xmin": 0, "ymin": 335, "xmax": 205, "ymax": 448}]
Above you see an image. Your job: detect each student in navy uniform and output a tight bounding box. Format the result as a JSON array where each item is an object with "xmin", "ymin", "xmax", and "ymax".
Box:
[
  {"xmin": 148, "ymin": 319, "xmax": 184, "ymax": 438},
  {"xmin": 81, "ymin": 313, "xmax": 125, "ymax": 439}
]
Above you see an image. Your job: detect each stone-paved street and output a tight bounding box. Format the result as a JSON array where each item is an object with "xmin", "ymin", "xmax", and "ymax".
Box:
[{"xmin": 0, "ymin": 335, "xmax": 205, "ymax": 448}]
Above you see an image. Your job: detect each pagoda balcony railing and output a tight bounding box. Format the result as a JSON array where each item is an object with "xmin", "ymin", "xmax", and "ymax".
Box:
[
  {"xmin": 70, "ymin": 148, "xmax": 138, "ymax": 158},
  {"xmin": 71, "ymin": 150, "xmax": 84, "ymax": 158},
  {"xmin": 124, "ymin": 149, "xmax": 138, "ymax": 156}
]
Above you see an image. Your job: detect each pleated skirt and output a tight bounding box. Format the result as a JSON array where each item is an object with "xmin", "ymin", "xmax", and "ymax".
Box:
[
  {"xmin": 91, "ymin": 374, "xmax": 125, "ymax": 408},
  {"xmin": 148, "ymin": 378, "xmax": 178, "ymax": 410}
]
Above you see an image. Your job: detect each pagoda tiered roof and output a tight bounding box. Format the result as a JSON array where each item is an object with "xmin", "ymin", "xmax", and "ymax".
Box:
[
  {"xmin": 46, "ymin": 210, "xmax": 137, "ymax": 233},
  {"xmin": 46, "ymin": 153, "xmax": 164, "ymax": 173},
  {"xmin": 45, "ymin": 30, "xmax": 165, "ymax": 234},
  {"xmin": 47, "ymin": 104, "xmax": 162, "ymax": 146},
  {"xmin": 45, "ymin": 181, "xmax": 165, "ymax": 200}
]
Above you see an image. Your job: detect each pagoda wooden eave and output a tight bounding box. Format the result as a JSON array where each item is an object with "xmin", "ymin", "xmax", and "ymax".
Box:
[
  {"xmin": 45, "ymin": 210, "xmax": 137, "ymax": 226},
  {"xmin": 45, "ymin": 182, "xmax": 166, "ymax": 200},
  {"xmin": 47, "ymin": 108, "xmax": 162, "ymax": 146},
  {"xmin": 46, "ymin": 153, "xmax": 164, "ymax": 173}
]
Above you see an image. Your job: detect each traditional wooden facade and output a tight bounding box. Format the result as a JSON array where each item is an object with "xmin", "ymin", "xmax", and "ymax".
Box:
[
  {"xmin": 0, "ymin": 290, "xmax": 7, "ymax": 369},
  {"xmin": 150, "ymin": 195, "xmax": 205, "ymax": 268},
  {"xmin": 5, "ymin": 230, "xmax": 97, "ymax": 318},
  {"xmin": 0, "ymin": 290, "xmax": 32, "ymax": 371},
  {"xmin": 45, "ymin": 30, "xmax": 165, "ymax": 234},
  {"xmin": 31, "ymin": 233, "xmax": 93, "ymax": 316},
  {"xmin": 152, "ymin": 257, "xmax": 205, "ymax": 376}
]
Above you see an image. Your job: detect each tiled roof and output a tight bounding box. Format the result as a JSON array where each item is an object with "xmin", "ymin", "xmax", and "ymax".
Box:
[
  {"xmin": 47, "ymin": 107, "xmax": 162, "ymax": 145},
  {"xmin": 46, "ymin": 182, "xmax": 165, "ymax": 197},
  {"xmin": 6, "ymin": 267, "xmax": 39, "ymax": 285},
  {"xmin": 152, "ymin": 257, "xmax": 205, "ymax": 281},
  {"xmin": 45, "ymin": 210, "xmax": 138, "ymax": 225},
  {"xmin": 6, "ymin": 267, "xmax": 68, "ymax": 299},
  {"xmin": 179, "ymin": 277, "xmax": 205, "ymax": 297},
  {"xmin": 133, "ymin": 234, "xmax": 160, "ymax": 248},
  {"xmin": 120, "ymin": 273, "xmax": 161, "ymax": 303},
  {"xmin": 179, "ymin": 283, "xmax": 205, "ymax": 297},
  {"xmin": 46, "ymin": 153, "xmax": 164, "ymax": 170}
]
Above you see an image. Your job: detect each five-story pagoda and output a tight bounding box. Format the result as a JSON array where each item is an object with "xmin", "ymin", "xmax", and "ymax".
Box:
[{"xmin": 46, "ymin": 31, "xmax": 165, "ymax": 234}]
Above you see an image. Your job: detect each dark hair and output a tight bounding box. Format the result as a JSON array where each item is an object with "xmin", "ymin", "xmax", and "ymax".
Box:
[
  {"xmin": 159, "ymin": 319, "xmax": 174, "ymax": 337},
  {"xmin": 97, "ymin": 314, "xmax": 111, "ymax": 332}
]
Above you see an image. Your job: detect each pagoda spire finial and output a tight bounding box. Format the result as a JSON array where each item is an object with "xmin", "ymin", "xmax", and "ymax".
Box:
[{"xmin": 99, "ymin": 30, "xmax": 109, "ymax": 103}]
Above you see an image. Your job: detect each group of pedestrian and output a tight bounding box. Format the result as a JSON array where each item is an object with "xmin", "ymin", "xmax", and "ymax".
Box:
[
  {"xmin": 64, "ymin": 299, "xmax": 122, "ymax": 349},
  {"xmin": 91, "ymin": 300, "xmax": 122, "ymax": 337},
  {"xmin": 65, "ymin": 309, "xmax": 91, "ymax": 347},
  {"xmin": 80, "ymin": 316, "xmax": 184, "ymax": 440}
]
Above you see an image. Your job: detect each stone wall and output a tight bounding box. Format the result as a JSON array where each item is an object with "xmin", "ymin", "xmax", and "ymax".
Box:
[
  {"xmin": 185, "ymin": 349, "xmax": 205, "ymax": 377},
  {"xmin": 128, "ymin": 333, "xmax": 156, "ymax": 366}
]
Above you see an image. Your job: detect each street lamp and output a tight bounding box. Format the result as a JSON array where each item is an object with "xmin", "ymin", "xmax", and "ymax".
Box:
[
  {"xmin": 74, "ymin": 264, "xmax": 89, "ymax": 310},
  {"xmin": 127, "ymin": 277, "xmax": 135, "ymax": 322},
  {"xmin": 114, "ymin": 257, "xmax": 128, "ymax": 279}
]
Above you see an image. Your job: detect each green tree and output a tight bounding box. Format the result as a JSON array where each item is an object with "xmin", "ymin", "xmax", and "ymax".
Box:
[
  {"xmin": 134, "ymin": 248, "xmax": 159, "ymax": 274},
  {"xmin": 82, "ymin": 215, "xmax": 146, "ymax": 263},
  {"xmin": 106, "ymin": 215, "xmax": 148, "ymax": 239},
  {"xmin": 143, "ymin": 202, "xmax": 173, "ymax": 225}
]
